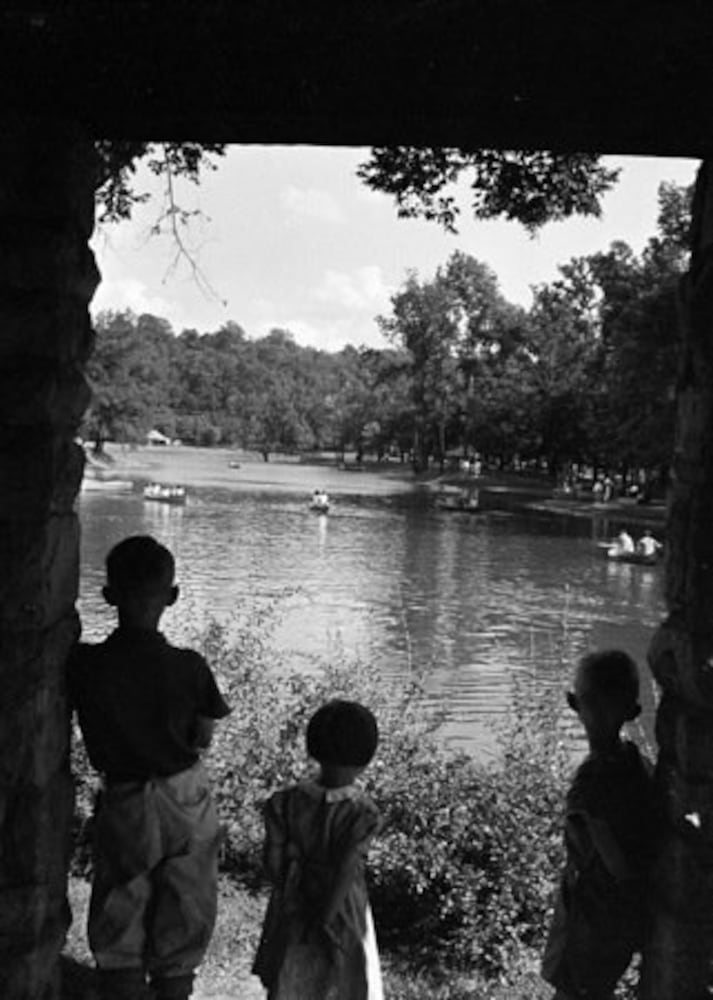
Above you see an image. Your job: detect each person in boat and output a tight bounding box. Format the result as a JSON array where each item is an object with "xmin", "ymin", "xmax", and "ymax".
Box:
[
  {"xmin": 608, "ymin": 529, "xmax": 635, "ymax": 558},
  {"xmin": 541, "ymin": 650, "xmax": 655, "ymax": 1000},
  {"xmin": 636, "ymin": 530, "xmax": 662, "ymax": 559}
]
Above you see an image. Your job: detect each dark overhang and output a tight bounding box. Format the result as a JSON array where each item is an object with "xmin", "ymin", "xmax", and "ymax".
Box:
[{"xmin": 1, "ymin": 2, "xmax": 712, "ymax": 155}]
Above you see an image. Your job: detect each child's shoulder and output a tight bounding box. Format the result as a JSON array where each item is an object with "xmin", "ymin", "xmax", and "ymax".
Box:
[{"xmin": 568, "ymin": 741, "xmax": 653, "ymax": 809}]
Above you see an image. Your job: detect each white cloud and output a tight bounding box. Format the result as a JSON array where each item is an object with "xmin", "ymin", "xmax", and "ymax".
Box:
[
  {"xmin": 314, "ymin": 266, "xmax": 392, "ymax": 311},
  {"xmin": 280, "ymin": 185, "xmax": 346, "ymax": 224},
  {"xmin": 90, "ymin": 277, "xmax": 183, "ymax": 330}
]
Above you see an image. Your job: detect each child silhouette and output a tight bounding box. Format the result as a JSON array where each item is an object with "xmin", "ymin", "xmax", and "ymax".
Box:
[
  {"xmin": 253, "ymin": 699, "xmax": 383, "ymax": 999},
  {"xmin": 542, "ymin": 649, "xmax": 656, "ymax": 1000},
  {"xmin": 69, "ymin": 535, "xmax": 231, "ymax": 1000}
]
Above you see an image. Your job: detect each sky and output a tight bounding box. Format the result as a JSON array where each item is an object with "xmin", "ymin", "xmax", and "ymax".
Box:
[{"xmin": 90, "ymin": 147, "xmax": 699, "ymax": 352}]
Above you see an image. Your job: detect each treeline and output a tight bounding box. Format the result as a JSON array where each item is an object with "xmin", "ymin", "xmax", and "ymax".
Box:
[{"xmin": 84, "ymin": 183, "xmax": 691, "ymax": 479}]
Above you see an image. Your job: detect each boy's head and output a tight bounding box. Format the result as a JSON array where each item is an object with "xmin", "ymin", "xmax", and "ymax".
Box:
[
  {"xmin": 103, "ymin": 535, "xmax": 178, "ymax": 619},
  {"xmin": 306, "ymin": 699, "xmax": 379, "ymax": 769},
  {"xmin": 568, "ymin": 649, "xmax": 641, "ymax": 734}
]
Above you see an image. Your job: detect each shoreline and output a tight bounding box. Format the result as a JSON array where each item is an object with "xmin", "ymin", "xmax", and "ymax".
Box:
[{"xmin": 86, "ymin": 444, "xmax": 667, "ymax": 531}]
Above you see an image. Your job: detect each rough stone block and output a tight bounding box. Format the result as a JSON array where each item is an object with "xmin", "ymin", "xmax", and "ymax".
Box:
[
  {"xmin": 0, "ymin": 515, "xmax": 80, "ymax": 629},
  {"xmin": 0, "ymin": 223, "xmax": 99, "ymax": 299},
  {"xmin": 0, "ymin": 644, "xmax": 72, "ymax": 788},
  {"xmin": 642, "ymin": 907, "xmax": 713, "ymax": 999},
  {"xmin": 0, "ymin": 366, "xmax": 90, "ymax": 428},
  {"xmin": 0, "ymin": 118, "xmax": 96, "ymax": 238},
  {"xmin": 0, "ymin": 298, "xmax": 95, "ymax": 365},
  {"xmin": 0, "ymin": 433, "xmax": 86, "ymax": 520}
]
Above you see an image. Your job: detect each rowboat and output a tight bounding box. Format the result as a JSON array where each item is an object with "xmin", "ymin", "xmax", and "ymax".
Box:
[
  {"xmin": 309, "ymin": 490, "xmax": 330, "ymax": 513},
  {"xmin": 143, "ymin": 483, "xmax": 187, "ymax": 505},
  {"xmin": 435, "ymin": 488, "xmax": 480, "ymax": 512},
  {"xmin": 596, "ymin": 541, "xmax": 662, "ymax": 565}
]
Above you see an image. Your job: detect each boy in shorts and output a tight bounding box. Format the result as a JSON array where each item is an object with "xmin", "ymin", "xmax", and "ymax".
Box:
[
  {"xmin": 541, "ymin": 649, "xmax": 656, "ymax": 999},
  {"xmin": 68, "ymin": 535, "xmax": 231, "ymax": 1000}
]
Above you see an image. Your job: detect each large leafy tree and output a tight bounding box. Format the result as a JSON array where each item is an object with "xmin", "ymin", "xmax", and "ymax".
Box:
[
  {"xmin": 358, "ymin": 148, "xmax": 619, "ymax": 232},
  {"xmin": 379, "ymin": 251, "xmax": 519, "ymax": 470}
]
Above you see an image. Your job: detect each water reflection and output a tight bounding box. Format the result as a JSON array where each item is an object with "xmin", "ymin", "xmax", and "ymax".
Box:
[{"xmin": 77, "ymin": 470, "xmax": 665, "ymax": 758}]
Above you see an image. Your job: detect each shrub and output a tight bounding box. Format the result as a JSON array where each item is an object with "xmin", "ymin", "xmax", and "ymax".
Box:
[
  {"xmin": 190, "ymin": 612, "xmax": 572, "ymax": 977},
  {"xmin": 70, "ymin": 602, "xmax": 573, "ymax": 982}
]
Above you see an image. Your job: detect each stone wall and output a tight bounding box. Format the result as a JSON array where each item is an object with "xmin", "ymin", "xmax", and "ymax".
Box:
[
  {"xmin": 0, "ymin": 119, "xmax": 97, "ymax": 1000},
  {"xmin": 643, "ymin": 159, "xmax": 713, "ymax": 998}
]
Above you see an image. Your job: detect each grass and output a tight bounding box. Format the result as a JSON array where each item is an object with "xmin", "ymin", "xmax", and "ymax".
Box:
[
  {"xmin": 62, "ymin": 877, "xmax": 265, "ymax": 1000},
  {"xmin": 62, "ymin": 876, "xmax": 555, "ymax": 1000}
]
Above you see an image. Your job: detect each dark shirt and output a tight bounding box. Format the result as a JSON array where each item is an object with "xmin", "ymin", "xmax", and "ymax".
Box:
[
  {"xmin": 541, "ymin": 740, "xmax": 655, "ymax": 996},
  {"xmin": 68, "ymin": 627, "xmax": 231, "ymax": 782}
]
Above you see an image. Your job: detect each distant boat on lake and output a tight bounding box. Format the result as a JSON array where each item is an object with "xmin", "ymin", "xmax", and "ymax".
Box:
[
  {"xmin": 143, "ymin": 483, "xmax": 187, "ymax": 505},
  {"xmin": 435, "ymin": 487, "xmax": 481, "ymax": 513},
  {"xmin": 309, "ymin": 489, "xmax": 330, "ymax": 513}
]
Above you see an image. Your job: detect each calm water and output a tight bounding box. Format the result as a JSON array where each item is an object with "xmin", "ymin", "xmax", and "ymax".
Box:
[{"xmin": 77, "ymin": 459, "xmax": 665, "ymax": 756}]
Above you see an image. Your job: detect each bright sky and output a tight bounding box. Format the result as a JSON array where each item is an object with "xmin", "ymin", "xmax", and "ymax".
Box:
[{"xmin": 90, "ymin": 147, "xmax": 699, "ymax": 352}]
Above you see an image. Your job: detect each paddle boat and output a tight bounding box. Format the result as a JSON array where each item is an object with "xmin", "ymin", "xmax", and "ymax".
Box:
[
  {"xmin": 435, "ymin": 486, "xmax": 481, "ymax": 512},
  {"xmin": 597, "ymin": 529, "xmax": 663, "ymax": 566},
  {"xmin": 309, "ymin": 489, "xmax": 330, "ymax": 513},
  {"xmin": 143, "ymin": 483, "xmax": 187, "ymax": 505}
]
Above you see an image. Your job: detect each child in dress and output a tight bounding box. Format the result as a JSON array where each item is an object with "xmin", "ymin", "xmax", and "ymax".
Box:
[
  {"xmin": 541, "ymin": 649, "xmax": 656, "ymax": 1000},
  {"xmin": 253, "ymin": 699, "xmax": 383, "ymax": 1000}
]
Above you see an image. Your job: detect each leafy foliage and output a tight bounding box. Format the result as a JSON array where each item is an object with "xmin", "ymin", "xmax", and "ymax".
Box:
[
  {"xmin": 132, "ymin": 611, "xmax": 571, "ymax": 979},
  {"xmin": 94, "ymin": 141, "xmax": 226, "ymax": 223},
  {"xmin": 358, "ymin": 148, "xmax": 619, "ymax": 232},
  {"xmin": 86, "ymin": 183, "xmax": 691, "ymax": 484}
]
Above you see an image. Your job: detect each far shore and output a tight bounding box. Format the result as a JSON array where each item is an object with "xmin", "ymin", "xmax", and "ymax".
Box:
[{"xmin": 85, "ymin": 443, "xmax": 667, "ymax": 530}]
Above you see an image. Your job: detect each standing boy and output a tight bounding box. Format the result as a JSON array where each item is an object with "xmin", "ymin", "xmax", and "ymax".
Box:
[
  {"xmin": 541, "ymin": 650, "xmax": 656, "ymax": 1000},
  {"xmin": 68, "ymin": 535, "xmax": 231, "ymax": 1000}
]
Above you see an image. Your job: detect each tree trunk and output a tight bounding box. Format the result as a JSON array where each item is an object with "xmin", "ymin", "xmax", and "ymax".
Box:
[
  {"xmin": 642, "ymin": 158, "xmax": 713, "ymax": 998},
  {"xmin": 0, "ymin": 118, "xmax": 97, "ymax": 999}
]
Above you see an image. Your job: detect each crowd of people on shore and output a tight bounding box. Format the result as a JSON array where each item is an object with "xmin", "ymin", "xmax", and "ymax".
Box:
[{"xmin": 67, "ymin": 533, "xmax": 658, "ymax": 1000}]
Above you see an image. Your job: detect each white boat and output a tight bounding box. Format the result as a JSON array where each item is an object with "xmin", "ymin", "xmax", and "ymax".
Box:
[
  {"xmin": 143, "ymin": 483, "xmax": 187, "ymax": 505},
  {"xmin": 309, "ymin": 490, "xmax": 330, "ymax": 513},
  {"xmin": 82, "ymin": 466, "xmax": 133, "ymax": 492}
]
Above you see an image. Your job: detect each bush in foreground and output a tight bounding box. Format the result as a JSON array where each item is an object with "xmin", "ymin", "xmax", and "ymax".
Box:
[
  {"xmin": 194, "ymin": 612, "xmax": 571, "ymax": 979},
  {"xmin": 71, "ymin": 605, "xmax": 572, "ymax": 985}
]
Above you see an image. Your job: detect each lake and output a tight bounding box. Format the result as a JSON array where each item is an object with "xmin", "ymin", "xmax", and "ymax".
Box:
[{"xmin": 77, "ymin": 451, "xmax": 665, "ymax": 758}]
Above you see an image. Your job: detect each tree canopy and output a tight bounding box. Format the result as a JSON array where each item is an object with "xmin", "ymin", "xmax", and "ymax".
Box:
[
  {"xmin": 357, "ymin": 148, "xmax": 620, "ymax": 232},
  {"xmin": 85, "ymin": 181, "xmax": 692, "ymax": 483}
]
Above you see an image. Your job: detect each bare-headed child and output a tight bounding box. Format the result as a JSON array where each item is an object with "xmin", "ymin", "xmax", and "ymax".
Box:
[
  {"xmin": 253, "ymin": 699, "xmax": 383, "ymax": 1000},
  {"xmin": 541, "ymin": 649, "xmax": 656, "ymax": 1000},
  {"xmin": 68, "ymin": 535, "xmax": 231, "ymax": 1000}
]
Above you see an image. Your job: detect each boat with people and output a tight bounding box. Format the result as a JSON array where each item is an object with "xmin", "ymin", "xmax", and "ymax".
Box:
[
  {"xmin": 309, "ymin": 489, "xmax": 330, "ymax": 513},
  {"xmin": 143, "ymin": 483, "xmax": 187, "ymax": 505},
  {"xmin": 435, "ymin": 486, "xmax": 481, "ymax": 513},
  {"xmin": 597, "ymin": 528, "xmax": 663, "ymax": 565}
]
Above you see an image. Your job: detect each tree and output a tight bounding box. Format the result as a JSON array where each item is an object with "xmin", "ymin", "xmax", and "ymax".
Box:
[
  {"xmin": 358, "ymin": 148, "xmax": 619, "ymax": 232},
  {"xmin": 83, "ymin": 310, "xmax": 174, "ymax": 447},
  {"xmin": 379, "ymin": 252, "xmax": 520, "ymax": 470}
]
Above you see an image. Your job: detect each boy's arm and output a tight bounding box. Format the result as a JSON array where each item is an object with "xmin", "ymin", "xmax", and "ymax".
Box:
[{"xmin": 580, "ymin": 811, "xmax": 634, "ymax": 880}]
